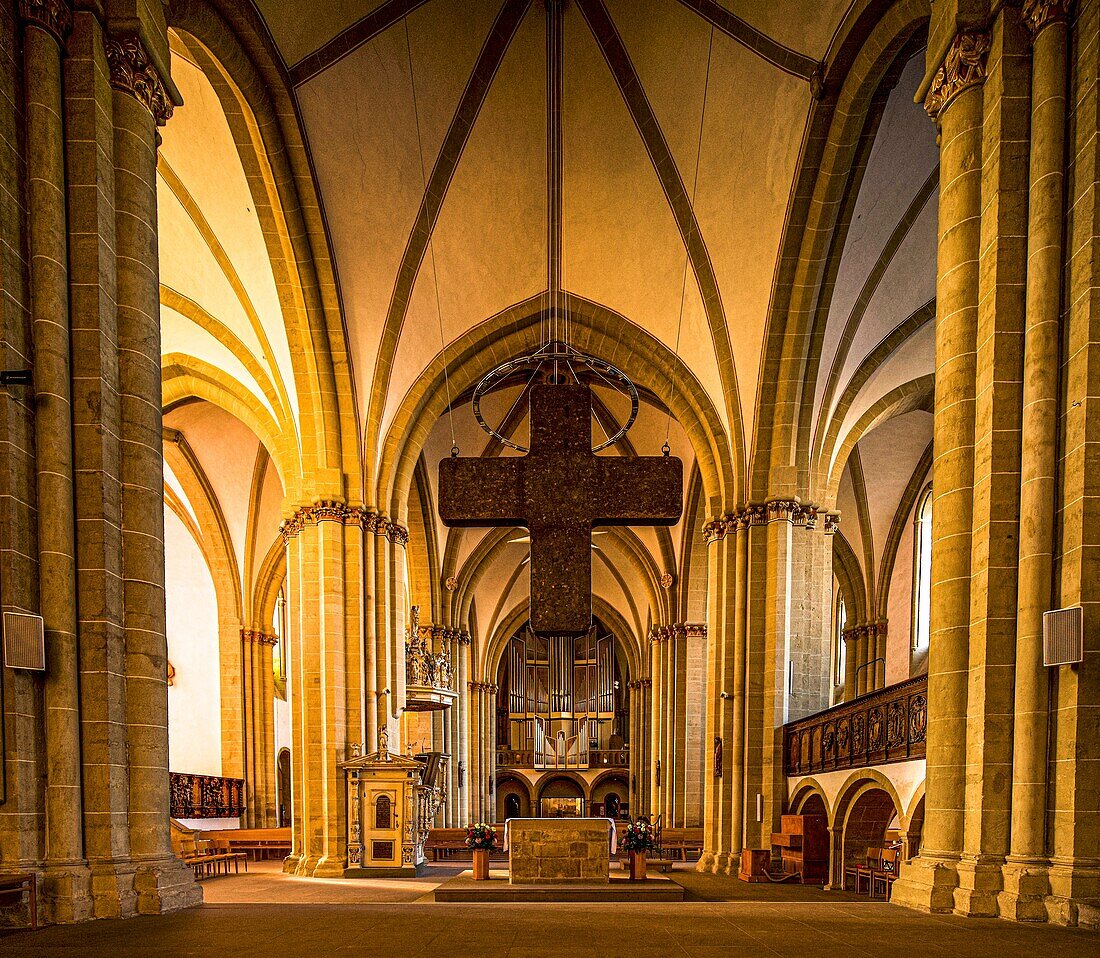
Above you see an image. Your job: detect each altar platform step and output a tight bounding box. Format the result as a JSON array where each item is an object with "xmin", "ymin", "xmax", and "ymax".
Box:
[{"xmin": 433, "ymin": 869, "xmax": 685, "ymax": 902}]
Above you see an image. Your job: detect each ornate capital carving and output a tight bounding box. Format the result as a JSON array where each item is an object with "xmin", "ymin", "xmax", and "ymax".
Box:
[
  {"xmin": 386, "ymin": 520, "xmax": 409, "ymax": 547},
  {"xmin": 766, "ymin": 498, "xmax": 801, "ymax": 523},
  {"xmin": 823, "ymin": 512, "xmax": 840, "ymax": 535},
  {"xmin": 281, "ymin": 500, "xmax": 364, "ymax": 541},
  {"xmin": 18, "ymin": 0, "xmax": 72, "ymax": 43},
  {"xmin": 105, "ymin": 33, "xmax": 174, "ymax": 126},
  {"xmin": 1022, "ymin": 0, "xmax": 1072, "ymax": 36},
  {"xmin": 924, "ymin": 31, "xmax": 991, "ymax": 120}
]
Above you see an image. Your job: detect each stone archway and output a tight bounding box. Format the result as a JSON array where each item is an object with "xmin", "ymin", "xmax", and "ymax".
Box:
[
  {"xmin": 838, "ymin": 784, "xmax": 902, "ymax": 890},
  {"xmin": 496, "ymin": 775, "xmax": 532, "ymax": 822}
]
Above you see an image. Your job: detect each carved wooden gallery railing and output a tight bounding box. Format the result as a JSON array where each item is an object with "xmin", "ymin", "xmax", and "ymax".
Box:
[
  {"xmin": 170, "ymin": 772, "xmax": 246, "ymax": 819},
  {"xmin": 783, "ymin": 675, "xmax": 927, "ymax": 776}
]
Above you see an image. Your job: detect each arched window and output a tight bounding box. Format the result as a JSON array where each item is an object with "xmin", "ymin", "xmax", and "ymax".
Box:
[
  {"xmin": 834, "ymin": 594, "xmax": 847, "ymax": 685},
  {"xmin": 912, "ymin": 486, "xmax": 933, "ymax": 650}
]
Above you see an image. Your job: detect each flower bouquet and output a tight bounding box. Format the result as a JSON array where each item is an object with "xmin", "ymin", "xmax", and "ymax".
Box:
[
  {"xmin": 465, "ymin": 822, "xmax": 496, "ymax": 880},
  {"xmin": 620, "ymin": 818, "xmax": 655, "ymax": 880}
]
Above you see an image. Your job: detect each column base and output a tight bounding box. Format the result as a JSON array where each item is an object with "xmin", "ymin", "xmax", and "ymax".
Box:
[
  {"xmin": 953, "ymin": 857, "xmax": 1004, "ymax": 917},
  {"xmin": 283, "ymin": 853, "xmax": 305, "ymax": 875},
  {"xmin": 696, "ymin": 850, "xmax": 717, "ymax": 872},
  {"xmin": 40, "ymin": 862, "xmax": 94, "ymax": 924},
  {"xmin": 888, "ymin": 854, "xmax": 959, "ymax": 913},
  {"xmin": 1046, "ymin": 859, "xmax": 1100, "ymax": 928},
  {"xmin": 309, "ymin": 855, "xmax": 350, "ymax": 878},
  {"xmin": 133, "ymin": 856, "xmax": 203, "ymax": 914},
  {"xmin": 88, "ymin": 860, "xmax": 138, "ymax": 919},
  {"xmin": 998, "ymin": 859, "xmax": 1050, "ymax": 921}
]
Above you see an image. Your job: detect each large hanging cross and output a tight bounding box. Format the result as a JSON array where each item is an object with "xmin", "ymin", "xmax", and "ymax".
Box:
[{"xmin": 439, "ymin": 383, "xmax": 683, "ymax": 635}]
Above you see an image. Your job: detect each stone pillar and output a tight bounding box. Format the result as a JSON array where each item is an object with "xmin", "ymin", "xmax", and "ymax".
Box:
[
  {"xmin": 891, "ymin": 29, "xmax": 988, "ymax": 914},
  {"xmin": 648, "ymin": 630, "xmax": 662, "ymax": 817},
  {"xmin": 468, "ymin": 681, "xmax": 483, "ymax": 821},
  {"xmin": 956, "ymin": 5, "xmax": 1030, "ymax": 917},
  {"xmin": 456, "ymin": 634, "xmax": 470, "ymax": 824},
  {"xmin": 842, "ymin": 628, "xmax": 859, "ymax": 702},
  {"xmin": 699, "ymin": 514, "xmax": 742, "ymax": 872},
  {"xmin": 19, "ymin": 0, "xmax": 92, "ymax": 923},
  {"xmin": 109, "ymin": 30, "xmax": 197, "ymax": 911},
  {"xmin": 281, "ymin": 502, "xmax": 362, "ymax": 877},
  {"xmin": 258, "ymin": 633, "xmax": 278, "ymax": 826},
  {"xmin": 1045, "ymin": 0, "xmax": 1100, "ymax": 923},
  {"xmin": 240, "ymin": 628, "xmax": 257, "ymax": 827},
  {"xmin": 1001, "ymin": 0, "xmax": 1072, "ymax": 920},
  {"xmin": 855, "ymin": 624, "xmax": 870, "ymax": 696},
  {"xmin": 64, "ymin": 10, "xmax": 135, "ymax": 917}
]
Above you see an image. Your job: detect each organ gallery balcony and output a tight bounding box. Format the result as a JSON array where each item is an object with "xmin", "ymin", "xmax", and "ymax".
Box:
[
  {"xmin": 404, "ymin": 606, "xmax": 459, "ymax": 712},
  {"xmin": 496, "ymin": 744, "xmax": 629, "ymax": 771},
  {"xmin": 783, "ymin": 675, "xmax": 928, "ymax": 776}
]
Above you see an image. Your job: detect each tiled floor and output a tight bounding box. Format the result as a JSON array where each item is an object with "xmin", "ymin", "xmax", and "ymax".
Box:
[{"xmin": 0, "ymin": 863, "xmax": 1093, "ymax": 956}]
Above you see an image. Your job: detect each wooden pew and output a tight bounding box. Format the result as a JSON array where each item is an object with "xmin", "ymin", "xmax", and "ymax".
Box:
[
  {"xmin": 0, "ymin": 873, "xmax": 37, "ymax": 930},
  {"xmin": 218, "ymin": 827, "xmax": 291, "ymax": 861}
]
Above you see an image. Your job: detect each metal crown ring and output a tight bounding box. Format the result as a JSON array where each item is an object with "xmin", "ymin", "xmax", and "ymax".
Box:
[{"xmin": 471, "ymin": 346, "xmax": 639, "ymax": 453}]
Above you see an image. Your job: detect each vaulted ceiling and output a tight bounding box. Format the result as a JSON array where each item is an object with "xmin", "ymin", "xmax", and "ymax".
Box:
[{"xmin": 157, "ymin": 0, "xmax": 939, "ymax": 653}]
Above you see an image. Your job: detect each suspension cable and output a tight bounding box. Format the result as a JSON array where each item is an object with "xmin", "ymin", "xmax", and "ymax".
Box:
[{"xmin": 404, "ymin": 18, "xmax": 457, "ymax": 453}]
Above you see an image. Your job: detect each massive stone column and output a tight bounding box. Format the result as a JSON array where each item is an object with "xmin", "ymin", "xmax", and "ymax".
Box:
[
  {"xmin": 63, "ymin": 10, "xmax": 135, "ymax": 917},
  {"xmin": 1045, "ymin": 0, "xmax": 1100, "ymax": 924},
  {"xmin": 281, "ymin": 502, "xmax": 364, "ymax": 877},
  {"xmin": 955, "ymin": 5, "xmax": 1030, "ymax": 917},
  {"xmin": 108, "ymin": 27, "xmax": 197, "ymax": 911},
  {"xmin": 19, "ymin": 0, "xmax": 92, "ymax": 923},
  {"xmin": 698, "ymin": 511, "xmax": 750, "ymax": 873},
  {"xmin": 1000, "ymin": 0, "xmax": 1072, "ymax": 920},
  {"xmin": 892, "ymin": 28, "xmax": 988, "ymax": 914}
]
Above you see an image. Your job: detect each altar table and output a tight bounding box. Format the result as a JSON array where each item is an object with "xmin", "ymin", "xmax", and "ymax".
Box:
[{"xmin": 504, "ymin": 818, "xmax": 616, "ymax": 884}]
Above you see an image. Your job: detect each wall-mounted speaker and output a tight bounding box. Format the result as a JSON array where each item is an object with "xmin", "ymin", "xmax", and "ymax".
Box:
[
  {"xmin": 1043, "ymin": 606, "xmax": 1084, "ymax": 666},
  {"xmin": 2, "ymin": 612, "xmax": 45, "ymax": 670}
]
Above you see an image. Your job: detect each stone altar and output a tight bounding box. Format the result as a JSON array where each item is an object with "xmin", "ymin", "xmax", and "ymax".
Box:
[{"xmin": 505, "ymin": 818, "xmax": 614, "ymax": 884}]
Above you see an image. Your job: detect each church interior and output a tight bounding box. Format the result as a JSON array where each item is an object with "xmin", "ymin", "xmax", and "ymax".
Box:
[{"xmin": 0, "ymin": 0, "xmax": 1097, "ymax": 951}]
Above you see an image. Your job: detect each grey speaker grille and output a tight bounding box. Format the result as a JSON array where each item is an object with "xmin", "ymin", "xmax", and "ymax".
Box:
[
  {"xmin": 3, "ymin": 612, "xmax": 45, "ymax": 670},
  {"xmin": 1043, "ymin": 606, "xmax": 1084, "ymax": 666}
]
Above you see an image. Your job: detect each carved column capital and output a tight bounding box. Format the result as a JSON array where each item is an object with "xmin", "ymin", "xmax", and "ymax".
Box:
[
  {"xmin": 1022, "ymin": 0, "xmax": 1072, "ymax": 36},
  {"xmin": 17, "ymin": 0, "xmax": 71, "ymax": 43},
  {"xmin": 823, "ymin": 512, "xmax": 841, "ymax": 535},
  {"xmin": 924, "ymin": 30, "xmax": 991, "ymax": 120},
  {"xmin": 105, "ymin": 32, "xmax": 174, "ymax": 126}
]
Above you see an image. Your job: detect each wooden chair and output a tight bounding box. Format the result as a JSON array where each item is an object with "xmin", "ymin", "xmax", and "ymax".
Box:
[
  {"xmin": 872, "ymin": 846, "xmax": 900, "ymax": 900},
  {"xmin": 211, "ymin": 835, "xmax": 249, "ymax": 874},
  {"xmin": 0, "ymin": 873, "xmax": 37, "ymax": 930},
  {"xmin": 845, "ymin": 846, "xmax": 882, "ymax": 894}
]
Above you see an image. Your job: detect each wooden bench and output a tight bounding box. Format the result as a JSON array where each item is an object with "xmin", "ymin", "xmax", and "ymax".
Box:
[
  {"xmin": 0, "ymin": 872, "xmax": 37, "ymax": 930},
  {"xmin": 219, "ymin": 827, "xmax": 291, "ymax": 861},
  {"xmin": 425, "ymin": 827, "xmax": 507, "ymax": 861},
  {"xmin": 659, "ymin": 828, "xmax": 704, "ymax": 861},
  {"xmin": 871, "ymin": 846, "xmax": 900, "ymax": 899}
]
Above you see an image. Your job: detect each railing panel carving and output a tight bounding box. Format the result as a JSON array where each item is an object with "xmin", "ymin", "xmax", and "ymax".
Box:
[
  {"xmin": 783, "ymin": 676, "xmax": 927, "ymax": 776},
  {"xmin": 169, "ymin": 772, "xmax": 246, "ymax": 818}
]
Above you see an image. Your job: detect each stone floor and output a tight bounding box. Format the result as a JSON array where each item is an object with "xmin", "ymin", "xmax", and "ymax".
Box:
[{"xmin": 0, "ymin": 863, "xmax": 1093, "ymax": 956}]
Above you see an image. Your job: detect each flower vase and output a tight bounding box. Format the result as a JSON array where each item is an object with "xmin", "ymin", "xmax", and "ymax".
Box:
[
  {"xmin": 629, "ymin": 850, "xmax": 647, "ymax": 881},
  {"xmin": 473, "ymin": 848, "xmax": 490, "ymax": 881}
]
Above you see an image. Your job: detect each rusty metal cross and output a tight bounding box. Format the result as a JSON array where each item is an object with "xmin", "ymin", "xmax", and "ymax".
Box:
[{"xmin": 438, "ymin": 383, "xmax": 683, "ymax": 635}]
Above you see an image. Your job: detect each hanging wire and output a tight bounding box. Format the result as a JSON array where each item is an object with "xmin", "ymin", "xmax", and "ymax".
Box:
[
  {"xmin": 665, "ymin": 22, "xmax": 716, "ymax": 447},
  {"xmin": 404, "ymin": 18, "xmax": 457, "ymax": 454}
]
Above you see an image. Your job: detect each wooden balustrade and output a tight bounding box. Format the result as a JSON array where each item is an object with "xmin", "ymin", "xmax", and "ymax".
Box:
[
  {"xmin": 495, "ymin": 746, "xmax": 629, "ymax": 770},
  {"xmin": 783, "ymin": 675, "xmax": 927, "ymax": 777},
  {"xmin": 170, "ymin": 772, "xmax": 246, "ymax": 819}
]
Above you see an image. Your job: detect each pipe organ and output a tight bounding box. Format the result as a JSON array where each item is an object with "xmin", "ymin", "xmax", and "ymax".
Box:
[{"xmin": 500, "ymin": 629, "xmax": 621, "ymax": 769}]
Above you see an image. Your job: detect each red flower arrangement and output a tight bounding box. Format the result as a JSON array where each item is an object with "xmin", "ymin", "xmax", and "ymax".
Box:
[
  {"xmin": 465, "ymin": 822, "xmax": 497, "ymax": 851},
  {"xmin": 619, "ymin": 818, "xmax": 656, "ymax": 853}
]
